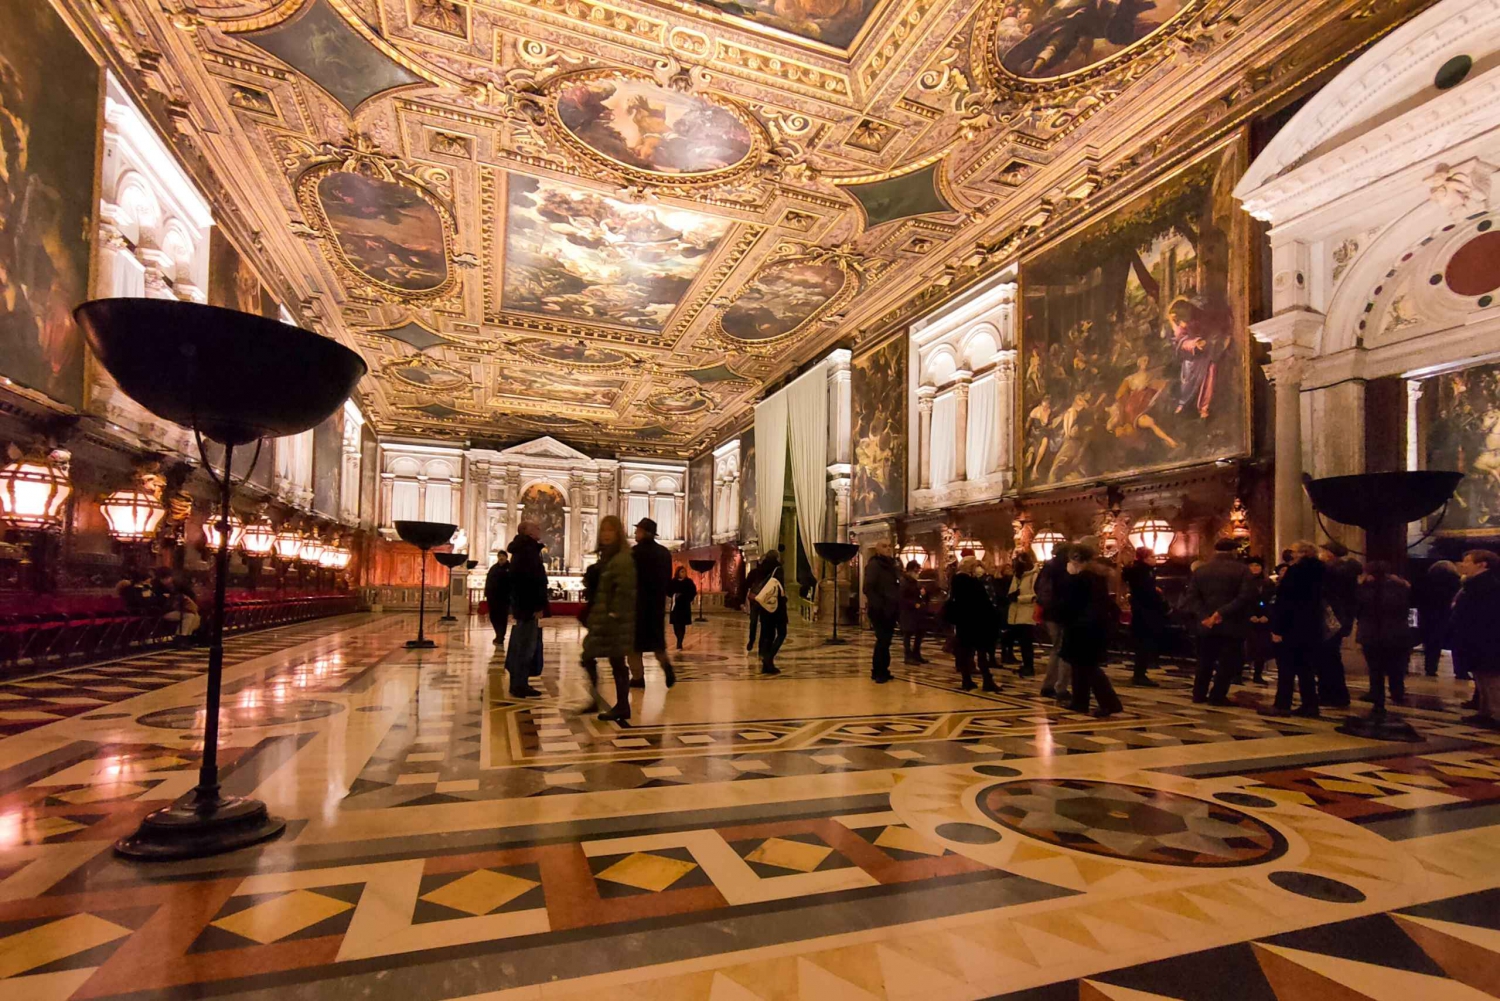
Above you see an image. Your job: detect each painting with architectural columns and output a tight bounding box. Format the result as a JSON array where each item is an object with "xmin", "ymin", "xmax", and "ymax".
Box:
[
  {"xmin": 739, "ymin": 428, "xmax": 757, "ymax": 543},
  {"xmin": 520, "ymin": 483, "xmax": 567, "ymax": 565},
  {"xmin": 688, "ymin": 453, "xmax": 714, "ymax": 548},
  {"xmin": 851, "ymin": 334, "xmax": 907, "ymax": 521},
  {"xmin": 1020, "ymin": 138, "xmax": 1248, "ymax": 488},
  {"xmin": 0, "ymin": 0, "xmax": 97, "ymax": 411},
  {"xmin": 1421, "ymin": 361, "xmax": 1500, "ymax": 535}
]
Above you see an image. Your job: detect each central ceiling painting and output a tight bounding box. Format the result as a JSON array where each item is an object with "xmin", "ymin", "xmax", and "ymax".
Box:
[
  {"xmin": 684, "ymin": 0, "xmax": 886, "ymax": 50},
  {"xmin": 501, "ymin": 174, "xmax": 733, "ymax": 331}
]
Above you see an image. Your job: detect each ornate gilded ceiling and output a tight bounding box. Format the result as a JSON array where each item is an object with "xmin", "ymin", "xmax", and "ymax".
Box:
[{"xmin": 71, "ymin": 0, "xmax": 1433, "ymax": 455}]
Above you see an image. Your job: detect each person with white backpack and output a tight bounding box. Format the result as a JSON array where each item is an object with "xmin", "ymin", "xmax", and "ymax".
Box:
[{"xmin": 755, "ymin": 551, "xmax": 789, "ymax": 675}]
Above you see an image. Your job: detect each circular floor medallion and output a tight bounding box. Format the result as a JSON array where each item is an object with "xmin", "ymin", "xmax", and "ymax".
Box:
[
  {"xmin": 974, "ymin": 764, "xmax": 1023, "ymax": 778},
  {"xmin": 137, "ymin": 699, "xmax": 344, "ymax": 730},
  {"xmin": 935, "ymin": 823, "xmax": 1003, "ymax": 845},
  {"xmin": 977, "ymin": 779, "xmax": 1287, "ymax": 867},
  {"xmin": 1269, "ymin": 870, "xmax": 1366, "ymax": 903}
]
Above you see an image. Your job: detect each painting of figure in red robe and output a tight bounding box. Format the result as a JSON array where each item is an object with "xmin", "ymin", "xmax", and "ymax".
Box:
[{"xmin": 1020, "ymin": 138, "xmax": 1248, "ymax": 489}]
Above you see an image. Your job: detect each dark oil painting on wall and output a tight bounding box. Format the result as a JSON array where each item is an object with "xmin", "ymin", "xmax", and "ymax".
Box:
[
  {"xmin": 0, "ymin": 0, "xmax": 97, "ymax": 411},
  {"xmin": 1020, "ymin": 138, "xmax": 1247, "ymax": 489},
  {"xmin": 689, "ymin": 452, "xmax": 714, "ymax": 548},
  {"xmin": 555, "ymin": 76, "xmax": 754, "ymax": 177},
  {"xmin": 208, "ymin": 230, "xmax": 264, "ymax": 315},
  {"xmin": 739, "ymin": 428, "xmax": 756, "ymax": 541},
  {"xmin": 520, "ymin": 483, "xmax": 567, "ymax": 562},
  {"xmin": 316, "ymin": 171, "xmax": 448, "ymax": 292},
  {"xmin": 1421, "ymin": 361, "xmax": 1500, "ymax": 535},
  {"xmin": 851, "ymin": 334, "xmax": 907, "ymax": 521},
  {"xmin": 992, "ymin": 0, "xmax": 1191, "ymax": 80},
  {"xmin": 312, "ymin": 409, "xmax": 343, "ymax": 518}
]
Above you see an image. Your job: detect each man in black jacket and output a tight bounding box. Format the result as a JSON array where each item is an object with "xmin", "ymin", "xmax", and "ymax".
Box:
[
  {"xmin": 1453, "ymin": 549, "xmax": 1500, "ymax": 726},
  {"xmin": 1270, "ymin": 541, "xmax": 1325, "ymax": 717},
  {"xmin": 1318, "ymin": 540, "xmax": 1361, "ymax": 707},
  {"xmin": 863, "ymin": 541, "xmax": 901, "ymax": 684},
  {"xmin": 484, "ymin": 551, "xmax": 511, "ymax": 648},
  {"xmin": 628, "ymin": 518, "xmax": 676, "ymax": 689},
  {"xmin": 506, "ymin": 521, "xmax": 549, "ymax": 697},
  {"xmin": 1186, "ymin": 539, "xmax": 1257, "ymax": 705}
]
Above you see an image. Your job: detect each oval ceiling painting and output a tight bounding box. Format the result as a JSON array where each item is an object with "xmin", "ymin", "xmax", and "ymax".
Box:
[
  {"xmin": 648, "ymin": 387, "xmax": 711, "ymax": 416},
  {"xmin": 994, "ymin": 0, "xmax": 1193, "ymax": 81},
  {"xmin": 720, "ymin": 258, "xmax": 849, "ymax": 343},
  {"xmin": 389, "ymin": 359, "xmax": 468, "ymax": 392},
  {"xmin": 513, "ymin": 338, "xmax": 632, "ymax": 369},
  {"xmin": 554, "ymin": 74, "xmax": 757, "ymax": 179},
  {"xmin": 315, "ymin": 170, "xmax": 448, "ymax": 292}
]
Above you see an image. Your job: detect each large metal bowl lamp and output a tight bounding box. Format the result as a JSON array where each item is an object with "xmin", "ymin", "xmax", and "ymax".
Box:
[
  {"xmin": 433, "ymin": 549, "xmax": 468, "ymax": 623},
  {"xmin": 688, "ymin": 557, "xmax": 716, "ymax": 622},
  {"xmin": 395, "ymin": 520, "xmax": 456, "ymax": 648},
  {"xmin": 74, "ymin": 298, "xmax": 365, "ymax": 861},
  {"xmin": 813, "ymin": 542, "xmax": 860, "ymax": 645}
]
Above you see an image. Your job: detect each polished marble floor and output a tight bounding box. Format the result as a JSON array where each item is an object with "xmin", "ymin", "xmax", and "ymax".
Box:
[{"xmin": 0, "ymin": 609, "xmax": 1497, "ymax": 1001}]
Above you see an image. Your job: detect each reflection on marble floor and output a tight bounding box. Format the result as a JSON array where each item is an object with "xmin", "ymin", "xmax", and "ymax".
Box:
[{"xmin": 0, "ymin": 610, "xmax": 1497, "ymax": 1000}]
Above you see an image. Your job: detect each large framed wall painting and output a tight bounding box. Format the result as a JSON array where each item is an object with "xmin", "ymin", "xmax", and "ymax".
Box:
[
  {"xmin": 738, "ymin": 428, "xmax": 756, "ymax": 544},
  {"xmin": 0, "ymin": 0, "xmax": 99, "ymax": 411},
  {"xmin": 850, "ymin": 333, "xmax": 907, "ymax": 521},
  {"xmin": 1419, "ymin": 362, "xmax": 1500, "ymax": 536},
  {"xmin": 1019, "ymin": 136, "xmax": 1249, "ymax": 489},
  {"xmin": 312, "ymin": 409, "xmax": 343, "ymax": 518},
  {"xmin": 688, "ymin": 452, "xmax": 713, "ymax": 548}
]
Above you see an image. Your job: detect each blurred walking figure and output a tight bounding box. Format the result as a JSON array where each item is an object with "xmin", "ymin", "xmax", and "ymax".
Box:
[
  {"xmin": 1036, "ymin": 543, "xmax": 1073, "ymax": 703},
  {"xmin": 484, "ymin": 550, "xmax": 511, "ymax": 648},
  {"xmin": 1121, "ymin": 547, "xmax": 1167, "ymax": 687},
  {"xmin": 754, "ymin": 551, "xmax": 788, "ymax": 675},
  {"xmin": 668, "ymin": 565, "xmax": 697, "ymax": 651},
  {"xmin": 585, "ymin": 516, "xmax": 637, "ymax": 725},
  {"xmin": 628, "ymin": 518, "xmax": 676, "ymax": 689},
  {"xmin": 863, "ymin": 540, "xmax": 901, "ymax": 684},
  {"xmin": 1269, "ymin": 541, "xmax": 1326, "ymax": 718},
  {"xmin": 1005, "ymin": 551, "xmax": 1040, "ymax": 678},
  {"xmin": 1416, "ymin": 560, "xmax": 1462, "ymax": 677},
  {"xmin": 1246, "ymin": 556, "xmax": 1276, "ymax": 685},
  {"xmin": 944, "ymin": 556, "xmax": 1000, "ymax": 692},
  {"xmin": 1059, "ymin": 542, "xmax": 1122, "ymax": 718},
  {"xmin": 900, "ymin": 560, "xmax": 930, "ymax": 664},
  {"xmin": 1355, "ymin": 561, "xmax": 1414, "ymax": 713}
]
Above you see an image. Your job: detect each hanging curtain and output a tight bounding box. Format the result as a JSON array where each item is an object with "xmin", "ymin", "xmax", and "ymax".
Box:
[
  {"xmin": 754, "ymin": 394, "xmax": 788, "ymax": 557},
  {"xmin": 930, "ymin": 393, "xmax": 956, "ymax": 488},
  {"xmin": 966, "ymin": 375, "xmax": 997, "ymax": 478},
  {"xmin": 786, "ymin": 361, "xmax": 828, "ymax": 566}
]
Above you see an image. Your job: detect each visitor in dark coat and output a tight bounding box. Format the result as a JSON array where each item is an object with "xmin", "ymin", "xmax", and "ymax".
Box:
[
  {"xmin": 484, "ymin": 551, "xmax": 511, "ymax": 648},
  {"xmin": 1037, "ymin": 545, "xmax": 1074, "ymax": 702},
  {"xmin": 900, "ymin": 562, "xmax": 930, "ymax": 664},
  {"xmin": 1058, "ymin": 544, "xmax": 1122, "ymax": 717},
  {"xmin": 1185, "ymin": 540, "xmax": 1257, "ymax": 705},
  {"xmin": 863, "ymin": 541, "xmax": 902, "ymax": 684},
  {"xmin": 943, "ymin": 557, "xmax": 999, "ymax": 692},
  {"xmin": 627, "ymin": 518, "xmax": 676, "ymax": 689},
  {"xmin": 1246, "ymin": 556, "xmax": 1277, "ymax": 685},
  {"xmin": 1452, "ymin": 550, "xmax": 1500, "ymax": 727},
  {"xmin": 1355, "ymin": 562, "xmax": 1414, "ymax": 713},
  {"xmin": 743, "ymin": 555, "xmax": 772, "ymax": 652},
  {"xmin": 505, "ymin": 522, "xmax": 549, "ymax": 698},
  {"xmin": 1416, "ymin": 560, "xmax": 1463, "ymax": 677},
  {"xmin": 1121, "ymin": 547, "xmax": 1167, "ymax": 686},
  {"xmin": 754, "ymin": 551, "xmax": 789, "ymax": 675},
  {"xmin": 586, "ymin": 516, "xmax": 637, "ymax": 724},
  {"xmin": 1318, "ymin": 540, "xmax": 1362, "ymax": 707},
  {"xmin": 668, "ymin": 566, "xmax": 697, "ymax": 650},
  {"xmin": 1270, "ymin": 541, "xmax": 1325, "ymax": 717}
]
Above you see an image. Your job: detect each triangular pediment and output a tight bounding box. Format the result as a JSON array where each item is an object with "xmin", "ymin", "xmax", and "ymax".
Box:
[{"xmin": 500, "ymin": 436, "xmax": 593, "ymax": 461}]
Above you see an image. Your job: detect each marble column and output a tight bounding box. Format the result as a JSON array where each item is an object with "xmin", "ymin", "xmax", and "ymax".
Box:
[
  {"xmin": 995, "ymin": 350, "xmax": 1017, "ymax": 479},
  {"xmin": 827, "ymin": 349, "xmax": 852, "ymax": 468},
  {"xmin": 674, "ymin": 491, "xmax": 686, "ymax": 546},
  {"xmin": 917, "ymin": 386, "xmax": 935, "ymax": 491},
  {"xmin": 1266, "ymin": 351, "xmax": 1311, "ymax": 556},
  {"xmin": 953, "ymin": 371, "xmax": 973, "ymax": 482},
  {"xmin": 827, "ymin": 463, "xmax": 852, "ymax": 540},
  {"xmin": 379, "ymin": 473, "xmax": 394, "ymax": 529},
  {"xmin": 469, "ymin": 462, "xmax": 491, "ymax": 562},
  {"xmin": 567, "ymin": 472, "xmax": 585, "ymax": 571}
]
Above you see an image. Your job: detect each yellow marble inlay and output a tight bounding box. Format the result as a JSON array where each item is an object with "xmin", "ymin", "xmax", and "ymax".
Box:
[
  {"xmin": 745, "ymin": 837, "xmax": 833, "ymax": 873},
  {"xmin": 420, "ymin": 869, "xmax": 538, "ymax": 915},
  {"xmin": 0, "ymin": 913, "xmax": 131, "ymax": 979},
  {"xmin": 873, "ymin": 825, "xmax": 947, "ymax": 857},
  {"xmin": 1311, "ymin": 778, "xmax": 1385, "ymax": 796},
  {"xmin": 595, "ymin": 853, "xmax": 697, "ymax": 892},
  {"xmin": 25, "ymin": 816, "xmax": 87, "ymax": 840},
  {"xmin": 53, "ymin": 783, "xmax": 150, "ymax": 805},
  {"xmin": 212, "ymin": 889, "xmax": 353, "ymax": 944}
]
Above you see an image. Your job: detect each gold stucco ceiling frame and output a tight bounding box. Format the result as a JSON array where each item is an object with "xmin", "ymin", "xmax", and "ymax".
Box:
[
  {"xmin": 379, "ymin": 354, "xmax": 474, "ymax": 392},
  {"xmin": 283, "ymin": 137, "xmax": 463, "ymax": 304},
  {"xmin": 537, "ymin": 67, "xmax": 773, "ymax": 190}
]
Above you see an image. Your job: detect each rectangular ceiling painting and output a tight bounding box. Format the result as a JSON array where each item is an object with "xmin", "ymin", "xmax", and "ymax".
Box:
[
  {"xmin": 1020, "ymin": 137, "xmax": 1248, "ymax": 489},
  {"xmin": 689, "ymin": 0, "xmax": 883, "ymax": 51},
  {"xmin": 501, "ymin": 173, "xmax": 731, "ymax": 331}
]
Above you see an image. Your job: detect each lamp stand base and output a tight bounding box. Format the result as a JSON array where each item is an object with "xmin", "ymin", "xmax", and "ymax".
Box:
[
  {"xmin": 115, "ymin": 794, "xmax": 285, "ymax": 861},
  {"xmin": 824, "ymin": 637, "xmax": 849, "ymax": 646},
  {"xmin": 406, "ymin": 638, "xmax": 437, "ymax": 649},
  {"xmin": 1336, "ymin": 713, "xmax": 1423, "ymax": 743},
  {"xmin": 438, "ymin": 615, "xmax": 457, "ymax": 623}
]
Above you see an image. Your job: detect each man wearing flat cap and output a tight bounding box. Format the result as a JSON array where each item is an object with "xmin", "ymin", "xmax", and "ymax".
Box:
[{"xmin": 628, "ymin": 517, "xmax": 677, "ymax": 689}]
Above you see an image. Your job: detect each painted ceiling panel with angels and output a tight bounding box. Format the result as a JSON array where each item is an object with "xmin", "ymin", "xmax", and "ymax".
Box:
[{"xmin": 80, "ymin": 0, "xmax": 1435, "ymax": 456}]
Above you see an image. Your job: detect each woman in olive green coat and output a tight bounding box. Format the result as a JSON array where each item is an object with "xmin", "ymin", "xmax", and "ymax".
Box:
[{"xmin": 585, "ymin": 515, "xmax": 637, "ymax": 723}]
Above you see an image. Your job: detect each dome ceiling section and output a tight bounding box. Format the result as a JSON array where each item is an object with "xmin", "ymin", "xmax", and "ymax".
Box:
[{"xmin": 96, "ymin": 0, "xmax": 1435, "ymax": 454}]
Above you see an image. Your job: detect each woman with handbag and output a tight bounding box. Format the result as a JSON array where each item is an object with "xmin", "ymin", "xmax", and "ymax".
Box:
[
  {"xmin": 583, "ymin": 516, "xmax": 638, "ymax": 724},
  {"xmin": 1006, "ymin": 551, "xmax": 1039, "ymax": 678},
  {"xmin": 755, "ymin": 551, "xmax": 788, "ymax": 675}
]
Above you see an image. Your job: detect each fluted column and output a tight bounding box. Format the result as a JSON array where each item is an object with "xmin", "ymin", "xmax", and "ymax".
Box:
[
  {"xmin": 995, "ymin": 350, "xmax": 1017, "ymax": 478},
  {"xmin": 567, "ymin": 472, "xmax": 585, "ymax": 570},
  {"xmin": 917, "ymin": 386, "xmax": 935, "ymax": 491},
  {"xmin": 1265, "ymin": 348, "xmax": 1313, "ymax": 556},
  {"xmin": 953, "ymin": 371, "xmax": 973, "ymax": 482}
]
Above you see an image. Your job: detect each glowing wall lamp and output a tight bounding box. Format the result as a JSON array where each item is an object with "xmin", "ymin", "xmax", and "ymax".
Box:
[
  {"xmin": 202, "ymin": 510, "xmax": 244, "ymax": 552},
  {"xmin": 101, "ymin": 480, "xmax": 166, "ymax": 543},
  {"xmin": 0, "ymin": 446, "xmax": 72, "ymax": 531},
  {"xmin": 1030, "ymin": 526, "xmax": 1065, "ymax": 562},
  {"xmin": 1128, "ymin": 509, "xmax": 1176, "ymax": 560}
]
